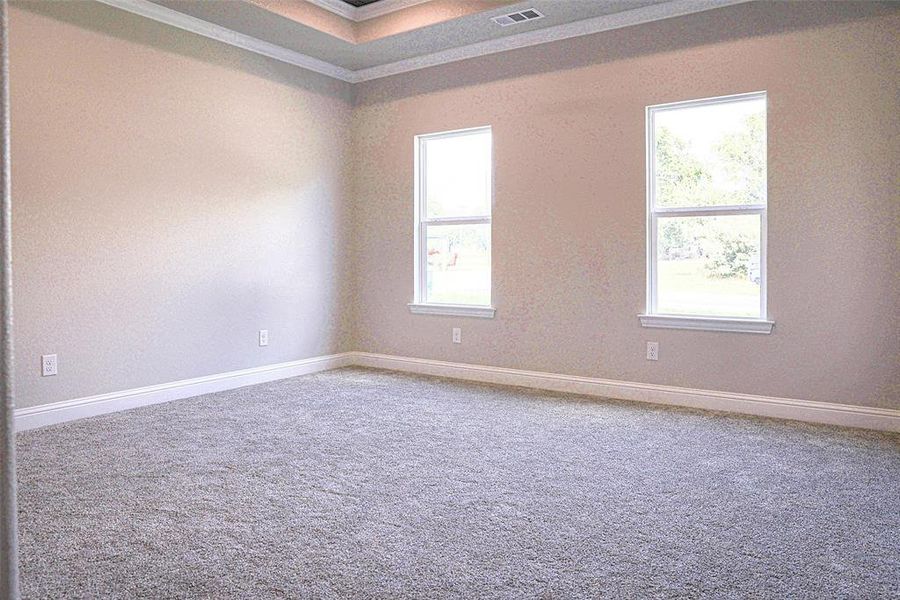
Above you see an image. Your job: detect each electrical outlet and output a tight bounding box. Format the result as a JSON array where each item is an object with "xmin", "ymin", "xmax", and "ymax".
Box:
[
  {"xmin": 646, "ymin": 342, "xmax": 659, "ymax": 361},
  {"xmin": 42, "ymin": 354, "xmax": 58, "ymax": 377},
  {"xmin": 452, "ymin": 327, "xmax": 461, "ymax": 344},
  {"xmin": 258, "ymin": 329, "xmax": 269, "ymax": 347}
]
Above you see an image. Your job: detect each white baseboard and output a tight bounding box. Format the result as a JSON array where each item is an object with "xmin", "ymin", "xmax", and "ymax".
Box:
[
  {"xmin": 15, "ymin": 350, "xmax": 899, "ymax": 433},
  {"xmin": 14, "ymin": 352, "xmax": 354, "ymax": 431},
  {"xmin": 350, "ymin": 352, "xmax": 900, "ymax": 433}
]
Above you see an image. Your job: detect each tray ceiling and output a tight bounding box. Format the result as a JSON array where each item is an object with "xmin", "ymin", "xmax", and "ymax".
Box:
[{"xmin": 103, "ymin": 0, "xmax": 750, "ymax": 82}]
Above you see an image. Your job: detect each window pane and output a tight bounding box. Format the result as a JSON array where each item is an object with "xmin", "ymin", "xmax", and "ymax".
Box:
[
  {"xmin": 425, "ymin": 224, "xmax": 490, "ymax": 305},
  {"xmin": 656, "ymin": 215, "xmax": 761, "ymax": 317},
  {"xmin": 654, "ymin": 97, "xmax": 765, "ymax": 208},
  {"xmin": 424, "ymin": 130, "xmax": 491, "ymax": 218}
]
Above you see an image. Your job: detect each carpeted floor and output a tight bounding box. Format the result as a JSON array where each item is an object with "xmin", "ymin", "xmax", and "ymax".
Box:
[{"xmin": 15, "ymin": 367, "xmax": 900, "ymax": 599}]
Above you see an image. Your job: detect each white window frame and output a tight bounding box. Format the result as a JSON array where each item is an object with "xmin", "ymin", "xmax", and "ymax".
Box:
[
  {"xmin": 639, "ymin": 91, "xmax": 774, "ymax": 334},
  {"xmin": 408, "ymin": 126, "xmax": 495, "ymax": 319}
]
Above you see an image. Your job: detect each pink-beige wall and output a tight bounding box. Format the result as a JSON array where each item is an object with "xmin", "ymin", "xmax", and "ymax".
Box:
[
  {"xmin": 11, "ymin": 1, "xmax": 354, "ymax": 408},
  {"xmin": 350, "ymin": 3, "xmax": 900, "ymax": 409},
  {"xmin": 10, "ymin": 1, "xmax": 899, "ymax": 411}
]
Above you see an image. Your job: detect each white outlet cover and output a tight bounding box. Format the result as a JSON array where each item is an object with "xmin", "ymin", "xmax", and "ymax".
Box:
[
  {"xmin": 452, "ymin": 328, "xmax": 461, "ymax": 344},
  {"xmin": 42, "ymin": 354, "xmax": 58, "ymax": 377},
  {"xmin": 646, "ymin": 342, "xmax": 659, "ymax": 361},
  {"xmin": 259, "ymin": 329, "xmax": 269, "ymax": 347}
]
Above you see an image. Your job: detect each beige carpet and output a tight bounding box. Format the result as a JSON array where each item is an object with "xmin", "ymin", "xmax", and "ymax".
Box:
[{"xmin": 16, "ymin": 367, "xmax": 900, "ymax": 598}]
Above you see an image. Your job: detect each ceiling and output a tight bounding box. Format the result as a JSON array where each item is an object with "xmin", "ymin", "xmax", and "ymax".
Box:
[{"xmin": 101, "ymin": 0, "xmax": 749, "ymax": 82}]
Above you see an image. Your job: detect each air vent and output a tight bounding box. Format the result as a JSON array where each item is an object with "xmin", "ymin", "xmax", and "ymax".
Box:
[{"xmin": 491, "ymin": 8, "xmax": 544, "ymax": 27}]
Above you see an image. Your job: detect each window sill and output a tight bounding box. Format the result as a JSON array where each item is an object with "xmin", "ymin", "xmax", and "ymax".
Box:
[
  {"xmin": 638, "ymin": 314, "xmax": 774, "ymax": 334},
  {"xmin": 408, "ymin": 303, "xmax": 495, "ymax": 319}
]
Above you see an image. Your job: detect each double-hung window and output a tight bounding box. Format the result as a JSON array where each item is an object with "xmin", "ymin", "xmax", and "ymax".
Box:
[
  {"xmin": 641, "ymin": 92, "xmax": 773, "ymax": 333},
  {"xmin": 409, "ymin": 127, "xmax": 494, "ymax": 318}
]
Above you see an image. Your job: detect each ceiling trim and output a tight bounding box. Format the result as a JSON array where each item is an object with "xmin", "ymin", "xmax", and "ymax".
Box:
[
  {"xmin": 349, "ymin": 0, "xmax": 750, "ymax": 82},
  {"xmin": 94, "ymin": 0, "xmax": 356, "ymax": 81},
  {"xmin": 306, "ymin": 0, "xmax": 434, "ymax": 22},
  {"xmin": 95, "ymin": 0, "xmax": 750, "ymax": 85},
  {"xmin": 354, "ymin": 0, "xmax": 434, "ymax": 21},
  {"xmin": 303, "ymin": 0, "xmax": 356, "ymax": 20}
]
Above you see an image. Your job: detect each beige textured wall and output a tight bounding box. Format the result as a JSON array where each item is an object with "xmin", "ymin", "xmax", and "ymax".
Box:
[
  {"xmin": 11, "ymin": 1, "xmax": 354, "ymax": 408},
  {"xmin": 350, "ymin": 3, "xmax": 900, "ymax": 409},
  {"xmin": 10, "ymin": 1, "xmax": 899, "ymax": 412}
]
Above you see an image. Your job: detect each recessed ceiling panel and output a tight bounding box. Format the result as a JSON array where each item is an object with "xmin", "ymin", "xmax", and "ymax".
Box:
[
  {"xmin": 150, "ymin": 0, "xmax": 672, "ymax": 72},
  {"xmin": 348, "ymin": 0, "xmax": 669, "ymax": 70}
]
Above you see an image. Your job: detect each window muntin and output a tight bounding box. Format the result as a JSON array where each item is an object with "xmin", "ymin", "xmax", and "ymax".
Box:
[
  {"xmin": 647, "ymin": 93, "xmax": 767, "ymax": 320},
  {"xmin": 415, "ymin": 127, "xmax": 492, "ymax": 307}
]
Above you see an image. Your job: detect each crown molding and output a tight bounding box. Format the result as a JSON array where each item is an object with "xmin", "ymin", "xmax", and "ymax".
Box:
[
  {"xmin": 304, "ymin": 0, "xmax": 356, "ymax": 20},
  {"xmin": 306, "ymin": 0, "xmax": 433, "ymax": 22},
  {"xmin": 354, "ymin": 0, "xmax": 434, "ymax": 20},
  {"xmin": 95, "ymin": 0, "xmax": 750, "ymax": 85},
  {"xmin": 349, "ymin": 0, "xmax": 750, "ymax": 82},
  {"xmin": 94, "ymin": 0, "xmax": 356, "ymax": 82}
]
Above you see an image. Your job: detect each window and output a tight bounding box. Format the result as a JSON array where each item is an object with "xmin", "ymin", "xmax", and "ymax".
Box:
[
  {"xmin": 409, "ymin": 127, "xmax": 494, "ymax": 318},
  {"xmin": 641, "ymin": 92, "xmax": 773, "ymax": 333}
]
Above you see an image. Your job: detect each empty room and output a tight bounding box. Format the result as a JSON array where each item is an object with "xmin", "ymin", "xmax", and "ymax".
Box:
[{"xmin": 0, "ymin": 0, "xmax": 898, "ymax": 597}]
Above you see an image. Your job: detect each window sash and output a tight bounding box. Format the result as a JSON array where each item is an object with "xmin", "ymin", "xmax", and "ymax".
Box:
[
  {"xmin": 414, "ymin": 127, "xmax": 492, "ymax": 307},
  {"xmin": 647, "ymin": 208, "xmax": 766, "ymax": 318},
  {"xmin": 646, "ymin": 92, "xmax": 767, "ymax": 320},
  {"xmin": 418, "ymin": 216, "xmax": 492, "ymax": 305},
  {"xmin": 417, "ymin": 221, "xmax": 491, "ymax": 306}
]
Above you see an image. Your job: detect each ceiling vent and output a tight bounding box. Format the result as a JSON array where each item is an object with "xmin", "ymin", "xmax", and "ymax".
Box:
[{"xmin": 491, "ymin": 8, "xmax": 544, "ymax": 27}]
